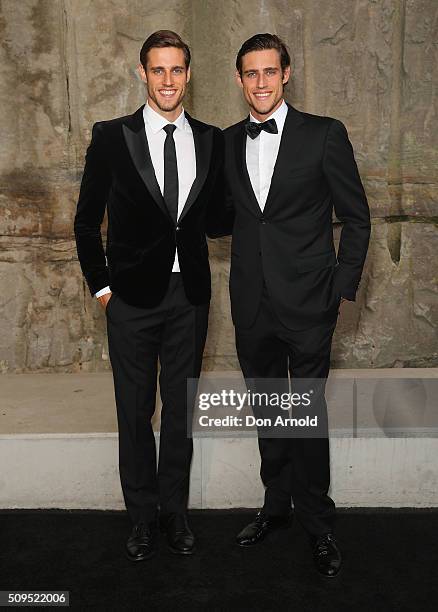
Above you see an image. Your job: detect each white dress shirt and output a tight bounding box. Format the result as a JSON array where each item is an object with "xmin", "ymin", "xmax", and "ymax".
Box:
[
  {"xmin": 246, "ymin": 99, "xmax": 288, "ymax": 211},
  {"xmin": 95, "ymin": 101, "xmax": 196, "ymax": 298}
]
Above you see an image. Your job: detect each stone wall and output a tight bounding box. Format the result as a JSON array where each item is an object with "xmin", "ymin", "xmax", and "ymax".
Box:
[{"xmin": 0, "ymin": 0, "xmax": 436, "ymax": 372}]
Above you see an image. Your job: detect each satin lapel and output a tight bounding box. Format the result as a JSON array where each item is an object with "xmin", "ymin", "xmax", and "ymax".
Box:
[
  {"xmin": 122, "ymin": 107, "xmax": 172, "ymax": 222},
  {"xmin": 178, "ymin": 115, "xmax": 212, "ymax": 223},
  {"xmin": 263, "ymin": 105, "xmax": 306, "ymax": 213},
  {"xmin": 234, "ymin": 121, "xmax": 260, "ymax": 214}
]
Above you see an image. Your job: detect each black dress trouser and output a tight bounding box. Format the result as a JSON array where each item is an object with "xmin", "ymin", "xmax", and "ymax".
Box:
[
  {"xmin": 106, "ymin": 273, "xmax": 209, "ymax": 525},
  {"xmin": 235, "ymin": 284, "xmax": 338, "ymax": 538}
]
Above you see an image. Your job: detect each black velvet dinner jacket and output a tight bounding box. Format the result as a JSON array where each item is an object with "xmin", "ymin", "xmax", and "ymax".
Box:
[
  {"xmin": 74, "ymin": 105, "xmax": 227, "ymax": 307},
  {"xmin": 224, "ymin": 103, "xmax": 371, "ymax": 331}
]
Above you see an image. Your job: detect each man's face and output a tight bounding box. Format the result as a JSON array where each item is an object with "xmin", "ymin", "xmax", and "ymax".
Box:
[
  {"xmin": 138, "ymin": 46, "xmax": 190, "ymax": 115},
  {"xmin": 236, "ymin": 49, "xmax": 290, "ymax": 119}
]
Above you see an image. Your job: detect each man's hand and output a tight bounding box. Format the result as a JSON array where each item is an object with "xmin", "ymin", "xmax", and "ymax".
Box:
[
  {"xmin": 98, "ymin": 292, "xmax": 112, "ymax": 310},
  {"xmin": 338, "ymin": 296, "xmax": 349, "ymax": 315}
]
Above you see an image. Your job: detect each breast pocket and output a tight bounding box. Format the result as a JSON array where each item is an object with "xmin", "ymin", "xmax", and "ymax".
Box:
[{"xmin": 289, "ymin": 164, "xmax": 322, "ymax": 181}]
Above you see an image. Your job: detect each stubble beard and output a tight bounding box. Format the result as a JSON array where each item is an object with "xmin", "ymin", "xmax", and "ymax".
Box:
[
  {"xmin": 148, "ymin": 85, "xmax": 185, "ymax": 114},
  {"xmin": 251, "ymin": 94, "xmax": 282, "ymax": 118},
  {"xmin": 247, "ymin": 81, "xmax": 284, "ymax": 119}
]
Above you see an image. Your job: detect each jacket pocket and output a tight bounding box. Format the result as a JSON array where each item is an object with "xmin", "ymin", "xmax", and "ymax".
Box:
[
  {"xmin": 289, "ymin": 164, "xmax": 321, "ymax": 179},
  {"xmin": 295, "ymin": 251, "xmax": 337, "ymax": 273},
  {"xmin": 105, "ymin": 292, "xmax": 117, "ymax": 316}
]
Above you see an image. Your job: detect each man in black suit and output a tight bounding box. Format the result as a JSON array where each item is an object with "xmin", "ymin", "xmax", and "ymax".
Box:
[
  {"xmin": 74, "ymin": 30, "xmax": 226, "ymax": 561},
  {"xmin": 224, "ymin": 34, "xmax": 371, "ymax": 577}
]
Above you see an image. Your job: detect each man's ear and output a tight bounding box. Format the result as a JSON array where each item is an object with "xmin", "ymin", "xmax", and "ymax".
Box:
[
  {"xmin": 235, "ymin": 70, "xmax": 243, "ymax": 89},
  {"xmin": 137, "ymin": 63, "xmax": 147, "ymax": 84},
  {"xmin": 282, "ymin": 66, "xmax": 291, "ymax": 85},
  {"xmin": 186, "ymin": 66, "xmax": 191, "ymax": 84}
]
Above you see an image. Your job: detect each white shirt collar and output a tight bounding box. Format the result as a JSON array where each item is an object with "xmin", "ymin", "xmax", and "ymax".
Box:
[
  {"xmin": 143, "ymin": 101, "xmax": 187, "ymax": 134},
  {"xmin": 249, "ymin": 99, "xmax": 288, "ymax": 133}
]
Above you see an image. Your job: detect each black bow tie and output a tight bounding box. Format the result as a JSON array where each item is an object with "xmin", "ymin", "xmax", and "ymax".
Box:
[{"xmin": 245, "ymin": 118, "xmax": 278, "ymax": 139}]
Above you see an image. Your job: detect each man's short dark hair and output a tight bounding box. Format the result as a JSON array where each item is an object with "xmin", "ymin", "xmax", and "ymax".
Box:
[
  {"xmin": 140, "ymin": 30, "xmax": 191, "ymax": 70},
  {"xmin": 236, "ymin": 33, "xmax": 290, "ymax": 75}
]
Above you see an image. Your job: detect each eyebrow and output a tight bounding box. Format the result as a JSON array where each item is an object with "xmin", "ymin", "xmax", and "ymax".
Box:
[
  {"xmin": 243, "ymin": 67, "xmax": 279, "ymax": 74},
  {"xmin": 150, "ymin": 65, "xmax": 185, "ymax": 70}
]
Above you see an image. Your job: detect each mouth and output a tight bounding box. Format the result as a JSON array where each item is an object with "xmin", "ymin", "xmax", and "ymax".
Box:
[
  {"xmin": 253, "ymin": 91, "xmax": 272, "ymax": 101},
  {"xmin": 159, "ymin": 89, "xmax": 178, "ymax": 98}
]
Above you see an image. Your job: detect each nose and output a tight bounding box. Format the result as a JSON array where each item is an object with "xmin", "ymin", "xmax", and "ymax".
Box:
[
  {"xmin": 256, "ymin": 73, "xmax": 267, "ymax": 89},
  {"xmin": 163, "ymin": 69, "xmax": 173, "ymax": 86}
]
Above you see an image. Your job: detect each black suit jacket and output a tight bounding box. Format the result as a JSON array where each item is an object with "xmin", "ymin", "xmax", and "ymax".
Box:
[
  {"xmin": 74, "ymin": 105, "xmax": 226, "ymax": 307},
  {"xmin": 224, "ymin": 103, "xmax": 371, "ymax": 330}
]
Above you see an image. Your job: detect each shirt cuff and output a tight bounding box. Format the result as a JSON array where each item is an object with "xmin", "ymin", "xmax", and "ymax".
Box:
[
  {"xmin": 340, "ymin": 290, "xmax": 356, "ymax": 302},
  {"xmin": 95, "ymin": 286, "xmax": 111, "ymax": 298}
]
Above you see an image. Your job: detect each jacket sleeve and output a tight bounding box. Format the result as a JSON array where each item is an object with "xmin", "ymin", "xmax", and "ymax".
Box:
[
  {"xmin": 323, "ymin": 119, "xmax": 371, "ymax": 301},
  {"xmin": 205, "ymin": 128, "xmax": 235, "ymax": 239},
  {"xmin": 74, "ymin": 122, "xmax": 111, "ymax": 296}
]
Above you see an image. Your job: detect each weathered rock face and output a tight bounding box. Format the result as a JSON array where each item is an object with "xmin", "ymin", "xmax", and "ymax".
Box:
[{"xmin": 0, "ymin": 0, "xmax": 436, "ymax": 372}]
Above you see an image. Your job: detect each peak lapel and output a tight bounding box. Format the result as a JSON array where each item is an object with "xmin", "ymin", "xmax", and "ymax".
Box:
[
  {"xmin": 178, "ymin": 113, "xmax": 213, "ymax": 223},
  {"xmin": 263, "ymin": 104, "xmax": 306, "ymax": 213},
  {"xmin": 122, "ymin": 106, "xmax": 173, "ymax": 223},
  {"xmin": 234, "ymin": 121, "xmax": 260, "ymax": 214}
]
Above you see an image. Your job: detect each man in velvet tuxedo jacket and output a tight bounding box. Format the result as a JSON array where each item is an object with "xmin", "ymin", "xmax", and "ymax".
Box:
[
  {"xmin": 74, "ymin": 31, "xmax": 226, "ymax": 562},
  {"xmin": 224, "ymin": 34, "xmax": 371, "ymax": 577}
]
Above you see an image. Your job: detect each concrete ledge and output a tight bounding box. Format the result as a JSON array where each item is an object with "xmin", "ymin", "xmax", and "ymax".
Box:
[{"xmin": 1, "ymin": 371, "xmax": 437, "ymax": 509}]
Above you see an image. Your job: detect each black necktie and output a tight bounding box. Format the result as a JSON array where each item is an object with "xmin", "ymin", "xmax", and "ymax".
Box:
[
  {"xmin": 245, "ymin": 118, "xmax": 278, "ymax": 139},
  {"xmin": 163, "ymin": 124, "xmax": 178, "ymax": 223}
]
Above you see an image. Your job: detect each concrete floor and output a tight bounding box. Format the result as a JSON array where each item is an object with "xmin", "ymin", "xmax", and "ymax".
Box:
[
  {"xmin": 0, "ymin": 372, "xmax": 156, "ymax": 434},
  {"xmin": 1, "ymin": 369, "xmax": 437, "ymax": 510},
  {"xmin": 1, "ymin": 368, "xmax": 437, "ymax": 434}
]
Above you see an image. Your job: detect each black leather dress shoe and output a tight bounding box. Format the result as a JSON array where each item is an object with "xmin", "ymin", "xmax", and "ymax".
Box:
[
  {"xmin": 236, "ymin": 510, "xmax": 292, "ymax": 547},
  {"xmin": 160, "ymin": 513, "xmax": 195, "ymax": 555},
  {"xmin": 312, "ymin": 533, "xmax": 342, "ymax": 577},
  {"xmin": 126, "ymin": 522, "xmax": 157, "ymax": 562}
]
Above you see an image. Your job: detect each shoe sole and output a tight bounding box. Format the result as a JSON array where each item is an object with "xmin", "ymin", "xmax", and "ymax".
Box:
[
  {"xmin": 167, "ymin": 544, "xmax": 195, "ymax": 555},
  {"xmin": 317, "ymin": 566, "xmax": 342, "ymax": 579},
  {"xmin": 126, "ymin": 549, "xmax": 157, "ymax": 562},
  {"xmin": 236, "ymin": 521, "xmax": 292, "ymax": 547},
  {"xmin": 159, "ymin": 525, "xmax": 195, "ymax": 555},
  {"xmin": 316, "ymin": 558, "xmax": 343, "ymax": 579}
]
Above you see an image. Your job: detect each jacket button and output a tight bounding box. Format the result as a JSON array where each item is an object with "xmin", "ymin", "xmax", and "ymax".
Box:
[
  {"xmin": 260, "ymin": 218, "xmax": 266, "ymax": 224},
  {"xmin": 176, "ymin": 226, "xmax": 180, "ymax": 231}
]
